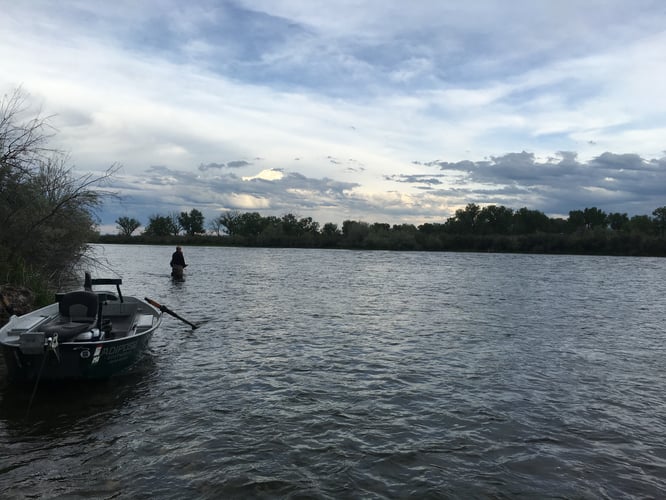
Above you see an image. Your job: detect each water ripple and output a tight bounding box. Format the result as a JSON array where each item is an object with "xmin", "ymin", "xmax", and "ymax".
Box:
[{"xmin": 2, "ymin": 247, "xmax": 666, "ymax": 498}]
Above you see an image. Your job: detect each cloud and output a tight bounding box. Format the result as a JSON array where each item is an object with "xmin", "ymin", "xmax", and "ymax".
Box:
[
  {"xmin": 2, "ymin": 0, "xmax": 666, "ymax": 232},
  {"xmin": 198, "ymin": 160, "xmax": 254, "ymax": 171},
  {"xmin": 198, "ymin": 162, "xmax": 225, "ymax": 171},
  {"xmin": 242, "ymin": 168, "xmax": 284, "ymax": 181},
  {"xmin": 103, "ymin": 164, "xmax": 362, "ymax": 228},
  {"xmin": 403, "ymin": 151, "xmax": 666, "ymax": 216},
  {"xmin": 384, "ymin": 174, "xmax": 445, "ymax": 187},
  {"xmin": 227, "ymin": 160, "xmax": 253, "ymax": 168}
]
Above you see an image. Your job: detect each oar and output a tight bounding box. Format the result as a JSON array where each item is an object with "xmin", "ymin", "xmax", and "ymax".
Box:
[{"xmin": 145, "ymin": 297, "xmax": 198, "ymax": 330}]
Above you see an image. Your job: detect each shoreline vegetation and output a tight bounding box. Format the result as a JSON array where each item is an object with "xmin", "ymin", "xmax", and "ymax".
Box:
[
  {"xmin": 1, "ymin": 88, "xmax": 113, "ymax": 318},
  {"xmin": 99, "ymin": 205, "xmax": 666, "ymax": 257},
  {"xmin": 95, "ymin": 231, "xmax": 666, "ymax": 256}
]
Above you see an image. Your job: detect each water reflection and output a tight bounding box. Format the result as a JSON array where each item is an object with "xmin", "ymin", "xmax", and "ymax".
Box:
[
  {"xmin": 3, "ymin": 246, "xmax": 666, "ymax": 498},
  {"xmin": 0, "ymin": 353, "xmax": 158, "ymax": 436}
]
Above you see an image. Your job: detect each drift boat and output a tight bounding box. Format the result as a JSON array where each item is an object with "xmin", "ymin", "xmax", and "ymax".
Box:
[{"xmin": 0, "ymin": 274, "xmax": 162, "ymax": 382}]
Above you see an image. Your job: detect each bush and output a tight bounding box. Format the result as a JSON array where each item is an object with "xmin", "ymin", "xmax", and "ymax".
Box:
[{"xmin": 0, "ymin": 87, "xmax": 114, "ymax": 301}]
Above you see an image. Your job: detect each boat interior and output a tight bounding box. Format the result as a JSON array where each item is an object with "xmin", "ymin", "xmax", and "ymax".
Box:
[{"xmin": 3, "ymin": 289, "xmax": 156, "ymax": 346}]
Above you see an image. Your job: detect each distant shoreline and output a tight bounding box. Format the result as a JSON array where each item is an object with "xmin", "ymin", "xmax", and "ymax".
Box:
[{"xmin": 94, "ymin": 233, "xmax": 666, "ymax": 258}]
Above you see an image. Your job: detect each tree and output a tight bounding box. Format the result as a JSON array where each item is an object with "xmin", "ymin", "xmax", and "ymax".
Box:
[
  {"xmin": 391, "ymin": 224, "xmax": 418, "ymax": 250},
  {"xmin": 1, "ymin": 87, "xmax": 115, "ymax": 289},
  {"xmin": 607, "ymin": 212, "xmax": 629, "ymax": 231},
  {"xmin": 365, "ymin": 222, "xmax": 391, "ymax": 249},
  {"xmin": 583, "ymin": 207, "xmax": 607, "ymax": 229},
  {"xmin": 447, "ymin": 203, "xmax": 481, "ymax": 233},
  {"xmin": 371, "ymin": 222, "xmax": 391, "ymax": 232},
  {"xmin": 222, "ymin": 211, "xmax": 270, "ymax": 238},
  {"xmin": 144, "ymin": 214, "xmax": 179, "ymax": 236},
  {"xmin": 321, "ymin": 222, "xmax": 340, "ymax": 236},
  {"xmin": 208, "ymin": 214, "xmax": 226, "ymax": 236},
  {"xmin": 417, "ymin": 222, "xmax": 445, "ymax": 234},
  {"xmin": 342, "ymin": 220, "xmax": 369, "ymax": 247},
  {"xmin": 297, "ymin": 216, "xmax": 319, "ymax": 234},
  {"xmin": 628, "ymin": 215, "xmax": 654, "ymax": 235},
  {"xmin": 321, "ymin": 222, "xmax": 341, "ymax": 246},
  {"xmin": 281, "ymin": 213, "xmax": 300, "ymax": 235},
  {"xmin": 168, "ymin": 212, "xmax": 181, "ymax": 236},
  {"xmin": 478, "ymin": 205, "xmax": 514, "ymax": 234},
  {"xmin": 513, "ymin": 207, "xmax": 549, "ymax": 234},
  {"xmin": 116, "ymin": 216, "xmax": 141, "ymax": 236},
  {"xmin": 178, "ymin": 208, "xmax": 205, "ymax": 236},
  {"xmin": 652, "ymin": 206, "xmax": 666, "ymax": 237},
  {"xmin": 568, "ymin": 209, "xmax": 586, "ymax": 231}
]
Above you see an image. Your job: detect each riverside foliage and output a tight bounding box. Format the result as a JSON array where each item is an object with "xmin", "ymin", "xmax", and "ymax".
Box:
[
  {"xmin": 101, "ymin": 204, "xmax": 666, "ymax": 257},
  {"xmin": 0, "ymin": 88, "xmax": 113, "ymax": 302}
]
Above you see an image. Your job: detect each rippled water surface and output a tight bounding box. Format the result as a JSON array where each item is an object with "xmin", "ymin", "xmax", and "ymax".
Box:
[{"xmin": 2, "ymin": 245, "xmax": 666, "ymax": 498}]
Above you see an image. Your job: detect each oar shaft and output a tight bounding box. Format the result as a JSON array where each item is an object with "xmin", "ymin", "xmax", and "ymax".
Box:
[
  {"xmin": 145, "ymin": 297, "xmax": 162, "ymax": 310},
  {"xmin": 165, "ymin": 308, "xmax": 197, "ymax": 329},
  {"xmin": 145, "ymin": 297, "xmax": 198, "ymax": 329}
]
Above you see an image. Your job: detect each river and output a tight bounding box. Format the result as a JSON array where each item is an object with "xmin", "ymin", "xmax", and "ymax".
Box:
[{"xmin": 1, "ymin": 245, "xmax": 665, "ymax": 498}]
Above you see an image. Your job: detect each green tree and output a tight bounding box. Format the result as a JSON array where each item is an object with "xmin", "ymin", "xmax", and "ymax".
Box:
[
  {"xmin": 567, "ymin": 210, "xmax": 586, "ymax": 231},
  {"xmin": 281, "ymin": 213, "xmax": 300, "ymax": 235},
  {"xmin": 607, "ymin": 212, "xmax": 629, "ymax": 231},
  {"xmin": 365, "ymin": 222, "xmax": 391, "ymax": 249},
  {"xmin": 321, "ymin": 222, "xmax": 340, "ymax": 236},
  {"xmin": 513, "ymin": 207, "xmax": 549, "ymax": 234},
  {"xmin": 447, "ymin": 203, "xmax": 481, "ymax": 233},
  {"xmin": 417, "ymin": 222, "xmax": 445, "ymax": 234},
  {"xmin": 144, "ymin": 214, "xmax": 179, "ymax": 236},
  {"xmin": 321, "ymin": 222, "xmax": 341, "ymax": 246},
  {"xmin": 652, "ymin": 206, "xmax": 666, "ymax": 237},
  {"xmin": 178, "ymin": 208, "xmax": 205, "ymax": 236},
  {"xmin": 116, "ymin": 216, "xmax": 141, "ymax": 236},
  {"xmin": 219, "ymin": 211, "xmax": 274, "ymax": 238},
  {"xmin": 238, "ymin": 212, "xmax": 268, "ymax": 237},
  {"xmin": 391, "ymin": 224, "xmax": 418, "ymax": 250},
  {"xmin": 297, "ymin": 216, "xmax": 319, "ymax": 234},
  {"xmin": 478, "ymin": 205, "xmax": 514, "ymax": 234},
  {"xmin": 342, "ymin": 220, "xmax": 369, "ymax": 247},
  {"xmin": 583, "ymin": 207, "xmax": 607, "ymax": 229},
  {"xmin": 628, "ymin": 215, "xmax": 654, "ymax": 235}
]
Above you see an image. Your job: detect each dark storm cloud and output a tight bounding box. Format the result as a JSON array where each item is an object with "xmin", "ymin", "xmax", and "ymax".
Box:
[{"xmin": 412, "ymin": 151, "xmax": 666, "ymax": 216}]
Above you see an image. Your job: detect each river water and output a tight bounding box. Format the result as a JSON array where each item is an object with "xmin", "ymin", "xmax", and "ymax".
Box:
[{"xmin": 1, "ymin": 245, "xmax": 666, "ymax": 498}]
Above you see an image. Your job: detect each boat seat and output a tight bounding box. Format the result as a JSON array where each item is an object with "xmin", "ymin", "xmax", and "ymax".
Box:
[{"xmin": 42, "ymin": 291, "xmax": 99, "ymax": 341}]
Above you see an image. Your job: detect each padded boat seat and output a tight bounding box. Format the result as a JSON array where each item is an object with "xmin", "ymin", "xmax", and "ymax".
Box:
[{"xmin": 42, "ymin": 291, "xmax": 99, "ymax": 341}]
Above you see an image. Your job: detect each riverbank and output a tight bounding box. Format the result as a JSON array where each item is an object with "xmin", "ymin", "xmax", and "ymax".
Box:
[
  {"xmin": 95, "ymin": 231, "xmax": 666, "ymax": 257},
  {"xmin": 0, "ymin": 285, "xmax": 35, "ymax": 327}
]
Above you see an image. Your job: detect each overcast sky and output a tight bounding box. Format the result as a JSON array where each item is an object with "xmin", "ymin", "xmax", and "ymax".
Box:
[{"xmin": 2, "ymin": 0, "xmax": 665, "ymax": 232}]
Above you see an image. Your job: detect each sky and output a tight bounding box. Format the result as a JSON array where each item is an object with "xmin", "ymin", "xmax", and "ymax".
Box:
[{"xmin": 2, "ymin": 0, "xmax": 666, "ymax": 233}]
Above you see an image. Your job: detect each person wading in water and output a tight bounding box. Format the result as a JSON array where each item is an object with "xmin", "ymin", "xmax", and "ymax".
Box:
[{"xmin": 170, "ymin": 246, "xmax": 187, "ymax": 279}]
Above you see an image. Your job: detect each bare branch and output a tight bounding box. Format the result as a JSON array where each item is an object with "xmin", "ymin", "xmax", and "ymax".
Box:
[{"xmin": 0, "ymin": 87, "xmax": 118, "ymax": 288}]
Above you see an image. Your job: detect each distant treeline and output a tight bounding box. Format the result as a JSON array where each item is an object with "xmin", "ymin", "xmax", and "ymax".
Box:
[{"xmin": 97, "ymin": 204, "xmax": 666, "ymax": 256}]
